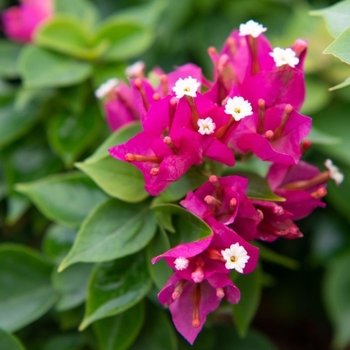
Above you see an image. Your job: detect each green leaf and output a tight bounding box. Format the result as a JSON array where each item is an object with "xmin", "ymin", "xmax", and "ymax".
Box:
[
  {"xmin": 0, "ymin": 329, "xmax": 25, "ymax": 350},
  {"xmin": 16, "ymin": 172, "xmax": 107, "ymax": 227},
  {"xmin": 19, "ymin": 46, "xmax": 92, "ymax": 88},
  {"xmin": 55, "ymin": 0, "xmax": 99, "ymax": 28},
  {"xmin": 151, "ymin": 204, "xmax": 212, "ymax": 244},
  {"xmin": 0, "ymin": 244, "xmax": 57, "ymax": 332},
  {"xmin": 47, "ymin": 104, "xmax": 102, "ymax": 167},
  {"xmin": 80, "ymin": 253, "xmax": 152, "ymax": 330},
  {"xmin": 5, "ymin": 194, "xmax": 30, "ymax": 226},
  {"xmin": 324, "ymin": 26, "xmax": 350, "ymax": 65},
  {"xmin": 129, "ymin": 305, "xmax": 177, "ymax": 350},
  {"xmin": 86, "ymin": 122, "xmax": 142, "ymax": 162},
  {"xmin": 94, "ymin": 18, "xmax": 154, "ymax": 62},
  {"xmin": 76, "ymin": 156, "xmax": 148, "ymax": 203},
  {"xmin": 92, "ymin": 62, "xmax": 127, "ymax": 87},
  {"xmin": 324, "ymin": 251, "xmax": 350, "ymax": 349},
  {"xmin": 35, "ymin": 16, "xmax": 106, "ymax": 60},
  {"xmin": 232, "ymin": 265, "xmax": 262, "ymax": 337},
  {"xmin": 53, "ymin": 263, "xmax": 93, "ymax": 311},
  {"xmin": 160, "ymin": 167, "xmax": 207, "ymax": 202},
  {"xmin": 59, "ymin": 198, "xmax": 157, "ymax": 271},
  {"xmin": 94, "ymin": 302, "xmax": 145, "ymax": 350},
  {"xmin": 310, "ymin": 0, "xmax": 350, "ymax": 38},
  {"xmin": 308, "ymin": 127, "xmax": 340, "ymax": 145},
  {"xmin": 42, "ymin": 224, "xmax": 77, "ymax": 263},
  {"xmin": 146, "ymin": 229, "xmax": 172, "ymax": 290},
  {"xmin": 230, "ymin": 171, "xmax": 285, "ymax": 202},
  {"xmin": 329, "ymin": 77, "xmax": 350, "ymax": 91},
  {"xmin": 0, "ymin": 97, "xmax": 41, "ymax": 150},
  {"xmin": 0, "ymin": 40, "xmax": 21, "ymax": 78}
]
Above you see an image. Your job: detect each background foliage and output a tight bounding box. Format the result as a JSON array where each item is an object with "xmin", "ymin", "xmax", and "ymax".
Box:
[{"xmin": 1, "ymin": 0, "xmax": 350, "ymax": 349}]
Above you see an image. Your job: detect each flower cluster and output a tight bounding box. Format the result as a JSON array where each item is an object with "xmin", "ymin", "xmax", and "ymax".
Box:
[{"xmin": 98, "ymin": 20, "xmax": 343, "ymax": 344}]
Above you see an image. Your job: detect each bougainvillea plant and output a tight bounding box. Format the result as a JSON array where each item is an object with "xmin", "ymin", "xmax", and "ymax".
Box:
[{"xmin": 95, "ymin": 19, "xmax": 343, "ymax": 344}]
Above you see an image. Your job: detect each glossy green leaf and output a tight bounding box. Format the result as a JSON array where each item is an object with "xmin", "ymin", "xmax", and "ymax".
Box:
[
  {"xmin": 47, "ymin": 104, "xmax": 102, "ymax": 167},
  {"xmin": 53, "ymin": 263, "xmax": 93, "ymax": 311},
  {"xmin": 76, "ymin": 156, "xmax": 148, "ymax": 203},
  {"xmin": 0, "ymin": 98, "xmax": 41, "ymax": 150},
  {"xmin": 0, "ymin": 329, "xmax": 25, "ymax": 350},
  {"xmin": 0, "ymin": 244, "xmax": 57, "ymax": 332},
  {"xmin": 16, "ymin": 172, "xmax": 107, "ymax": 227},
  {"xmin": 94, "ymin": 302, "xmax": 145, "ymax": 350},
  {"xmin": 151, "ymin": 204, "xmax": 212, "ymax": 244},
  {"xmin": 55, "ymin": 0, "xmax": 99, "ymax": 28},
  {"xmin": 42, "ymin": 224, "xmax": 77, "ymax": 263},
  {"xmin": 86, "ymin": 122, "xmax": 142, "ymax": 162},
  {"xmin": 233, "ymin": 171, "xmax": 285, "ymax": 202},
  {"xmin": 310, "ymin": 0, "xmax": 350, "ymax": 38},
  {"xmin": 324, "ymin": 251, "xmax": 350, "ymax": 349},
  {"xmin": 19, "ymin": 46, "xmax": 92, "ymax": 88},
  {"xmin": 80, "ymin": 253, "xmax": 152, "ymax": 329},
  {"xmin": 232, "ymin": 266, "xmax": 262, "ymax": 337},
  {"xmin": 0, "ymin": 40, "xmax": 21, "ymax": 78},
  {"xmin": 129, "ymin": 305, "xmax": 177, "ymax": 350},
  {"xmin": 146, "ymin": 229, "xmax": 172, "ymax": 290},
  {"xmin": 59, "ymin": 198, "xmax": 157, "ymax": 271},
  {"xmin": 94, "ymin": 19, "xmax": 154, "ymax": 61}
]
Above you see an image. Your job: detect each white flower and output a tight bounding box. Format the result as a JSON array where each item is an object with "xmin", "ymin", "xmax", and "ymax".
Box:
[
  {"xmin": 172, "ymin": 76, "xmax": 200, "ymax": 99},
  {"xmin": 95, "ymin": 78, "xmax": 119, "ymax": 99},
  {"xmin": 224, "ymin": 96, "xmax": 253, "ymax": 121},
  {"xmin": 221, "ymin": 243, "xmax": 250, "ymax": 273},
  {"xmin": 269, "ymin": 47, "xmax": 299, "ymax": 68},
  {"xmin": 197, "ymin": 117, "xmax": 216, "ymax": 135},
  {"xmin": 325, "ymin": 159, "xmax": 344, "ymax": 185},
  {"xmin": 174, "ymin": 257, "xmax": 189, "ymax": 271},
  {"xmin": 239, "ymin": 20, "xmax": 267, "ymax": 38},
  {"xmin": 125, "ymin": 61, "xmax": 145, "ymax": 77}
]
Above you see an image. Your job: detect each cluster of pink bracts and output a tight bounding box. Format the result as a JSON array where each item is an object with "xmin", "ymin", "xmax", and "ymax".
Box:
[{"xmin": 96, "ymin": 20, "xmax": 343, "ymax": 344}]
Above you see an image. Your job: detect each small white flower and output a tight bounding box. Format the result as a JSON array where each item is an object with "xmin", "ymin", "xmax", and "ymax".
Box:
[
  {"xmin": 325, "ymin": 159, "xmax": 344, "ymax": 185},
  {"xmin": 172, "ymin": 76, "xmax": 200, "ymax": 99},
  {"xmin": 239, "ymin": 20, "xmax": 267, "ymax": 38},
  {"xmin": 221, "ymin": 243, "xmax": 250, "ymax": 273},
  {"xmin": 125, "ymin": 61, "xmax": 145, "ymax": 77},
  {"xmin": 197, "ymin": 117, "xmax": 216, "ymax": 135},
  {"xmin": 269, "ymin": 47, "xmax": 299, "ymax": 68},
  {"xmin": 95, "ymin": 78, "xmax": 119, "ymax": 99},
  {"xmin": 224, "ymin": 96, "xmax": 253, "ymax": 121},
  {"xmin": 174, "ymin": 257, "xmax": 189, "ymax": 271}
]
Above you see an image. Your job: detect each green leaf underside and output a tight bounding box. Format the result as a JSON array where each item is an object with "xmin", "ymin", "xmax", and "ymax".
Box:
[
  {"xmin": 80, "ymin": 254, "xmax": 151, "ymax": 329},
  {"xmin": 151, "ymin": 204, "xmax": 212, "ymax": 244},
  {"xmin": 324, "ymin": 26, "xmax": 350, "ymax": 65},
  {"xmin": 19, "ymin": 46, "xmax": 92, "ymax": 88},
  {"xmin": 16, "ymin": 172, "xmax": 107, "ymax": 227},
  {"xmin": 310, "ymin": 0, "xmax": 350, "ymax": 38},
  {"xmin": 94, "ymin": 302, "xmax": 145, "ymax": 350},
  {"xmin": 329, "ymin": 77, "xmax": 350, "ymax": 91},
  {"xmin": 0, "ymin": 244, "xmax": 57, "ymax": 332},
  {"xmin": 232, "ymin": 265, "xmax": 262, "ymax": 337},
  {"xmin": 76, "ymin": 157, "xmax": 148, "ymax": 203},
  {"xmin": 59, "ymin": 198, "xmax": 157, "ymax": 271},
  {"xmin": 0, "ymin": 329, "xmax": 25, "ymax": 350}
]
